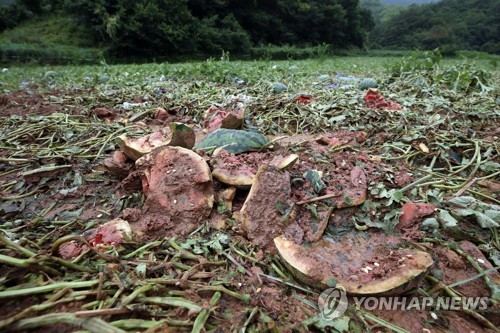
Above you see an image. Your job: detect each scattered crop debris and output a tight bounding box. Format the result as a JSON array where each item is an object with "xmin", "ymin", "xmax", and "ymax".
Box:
[{"xmin": 0, "ymin": 54, "xmax": 498, "ymax": 332}]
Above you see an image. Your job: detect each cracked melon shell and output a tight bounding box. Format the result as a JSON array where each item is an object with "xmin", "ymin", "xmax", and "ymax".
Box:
[
  {"xmin": 117, "ymin": 122, "xmax": 194, "ymax": 161},
  {"xmin": 274, "ymin": 235, "xmax": 433, "ymax": 295}
]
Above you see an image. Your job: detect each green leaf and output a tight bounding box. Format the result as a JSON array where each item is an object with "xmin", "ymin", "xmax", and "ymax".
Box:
[
  {"xmin": 489, "ymin": 249, "xmax": 500, "ymax": 266},
  {"xmin": 275, "ymin": 201, "xmax": 289, "ymax": 215},
  {"xmin": 474, "ymin": 211, "xmax": 499, "ymax": 228},
  {"xmin": 485, "ymin": 210, "xmax": 500, "ymax": 223},
  {"xmin": 421, "ymin": 218, "xmax": 439, "ymax": 229},
  {"xmin": 448, "ymin": 197, "xmax": 499, "ymax": 228},
  {"xmin": 58, "ymin": 207, "xmax": 83, "ymax": 219},
  {"xmin": 454, "ymin": 208, "xmax": 476, "ymax": 217},
  {"xmin": 304, "ymin": 170, "xmax": 326, "ymax": 194},
  {"xmin": 306, "ymin": 204, "xmax": 319, "ymax": 220},
  {"xmin": 439, "ymin": 209, "xmax": 458, "ymax": 228},
  {"xmin": 385, "ymin": 189, "xmax": 406, "ymax": 206},
  {"xmin": 354, "ymin": 215, "xmax": 385, "ymax": 230},
  {"xmin": 426, "ymin": 189, "xmax": 444, "ymax": 206},
  {"xmin": 452, "ymin": 207, "xmax": 499, "ymax": 229},
  {"xmin": 480, "ymin": 161, "xmax": 500, "ymax": 172},
  {"xmin": 391, "ymin": 190, "xmax": 404, "ymax": 203},
  {"xmin": 448, "ymin": 196, "xmax": 477, "ymax": 208},
  {"xmin": 315, "ymin": 316, "xmax": 350, "ymax": 331},
  {"xmin": 383, "ymin": 208, "xmax": 403, "ymax": 231},
  {"xmin": 360, "ymin": 200, "xmax": 380, "ymax": 213},
  {"xmin": 331, "ymin": 316, "xmax": 351, "ymax": 332}
]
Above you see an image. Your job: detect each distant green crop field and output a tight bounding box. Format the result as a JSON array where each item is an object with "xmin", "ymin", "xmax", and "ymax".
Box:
[{"xmin": 1, "ymin": 52, "xmax": 498, "ymax": 92}]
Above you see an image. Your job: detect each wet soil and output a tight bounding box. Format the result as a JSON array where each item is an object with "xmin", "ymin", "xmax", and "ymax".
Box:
[
  {"xmin": 0, "ymin": 88, "xmax": 71, "ymax": 116},
  {"xmin": 435, "ymin": 241, "xmax": 500, "ymax": 299}
]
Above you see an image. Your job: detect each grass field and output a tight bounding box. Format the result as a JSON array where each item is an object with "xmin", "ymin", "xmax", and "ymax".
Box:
[
  {"xmin": 0, "ymin": 53, "xmax": 499, "ymax": 332},
  {"xmin": 1, "ymin": 53, "xmax": 498, "ymax": 89}
]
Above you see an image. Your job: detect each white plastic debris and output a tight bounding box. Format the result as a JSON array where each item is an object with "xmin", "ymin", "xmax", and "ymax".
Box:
[
  {"xmin": 2, "ymin": 68, "xmax": 8, "ymax": 73},
  {"xmin": 123, "ymin": 102, "xmax": 148, "ymax": 109}
]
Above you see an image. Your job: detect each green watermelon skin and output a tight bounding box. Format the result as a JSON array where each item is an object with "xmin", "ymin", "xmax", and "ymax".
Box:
[
  {"xmin": 271, "ymin": 82, "xmax": 288, "ymax": 94},
  {"xmin": 318, "ymin": 75, "xmax": 330, "ymax": 82},
  {"xmin": 359, "ymin": 78, "xmax": 378, "ymax": 90},
  {"xmin": 195, "ymin": 129, "xmax": 269, "ymax": 154}
]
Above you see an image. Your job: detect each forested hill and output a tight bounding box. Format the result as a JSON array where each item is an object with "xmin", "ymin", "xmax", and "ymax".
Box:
[
  {"xmin": 0, "ymin": 0, "xmax": 373, "ymax": 58},
  {"xmin": 366, "ymin": 0, "xmax": 499, "ymax": 54}
]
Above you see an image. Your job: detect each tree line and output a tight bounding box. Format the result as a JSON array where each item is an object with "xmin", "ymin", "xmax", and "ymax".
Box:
[
  {"xmin": 0, "ymin": 0, "xmax": 373, "ymax": 58},
  {"xmin": 1, "ymin": 0, "xmax": 498, "ymax": 58}
]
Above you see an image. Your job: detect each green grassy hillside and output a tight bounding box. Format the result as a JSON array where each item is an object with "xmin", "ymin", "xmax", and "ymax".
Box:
[
  {"xmin": 0, "ymin": 15, "xmax": 94, "ymax": 47},
  {"xmin": 0, "ymin": 15, "xmax": 103, "ymax": 64}
]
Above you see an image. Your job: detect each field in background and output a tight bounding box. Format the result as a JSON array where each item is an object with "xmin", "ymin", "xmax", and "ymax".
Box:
[{"xmin": 2, "ymin": 52, "xmax": 498, "ymax": 91}]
